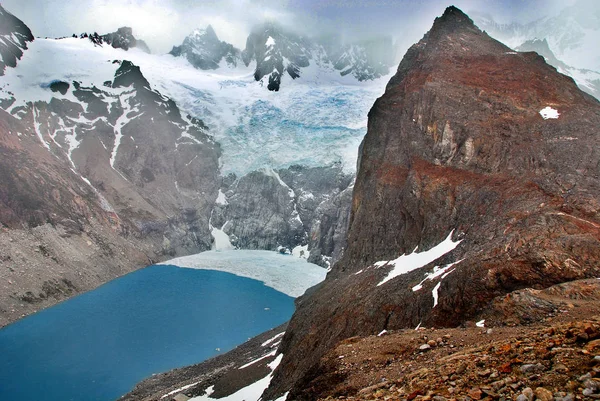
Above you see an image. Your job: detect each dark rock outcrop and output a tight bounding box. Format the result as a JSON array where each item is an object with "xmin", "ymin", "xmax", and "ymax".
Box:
[
  {"xmin": 0, "ymin": 5, "xmax": 33, "ymax": 75},
  {"xmin": 265, "ymin": 6, "xmax": 600, "ymax": 399},
  {"xmin": 170, "ymin": 26, "xmax": 240, "ymax": 69}
]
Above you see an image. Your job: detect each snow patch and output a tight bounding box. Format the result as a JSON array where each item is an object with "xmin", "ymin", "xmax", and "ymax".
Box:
[
  {"xmin": 261, "ymin": 332, "xmax": 285, "ymax": 347},
  {"xmin": 292, "ymin": 244, "xmax": 309, "ymax": 260},
  {"xmin": 216, "ymin": 189, "xmax": 228, "ymax": 205},
  {"xmin": 539, "ymin": 106, "xmax": 560, "ymax": 119},
  {"xmin": 189, "ymin": 354, "xmax": 283, "ymax": 401},
  {"xmin": 476, "ymin": 319, "xmax": 485, "ymax": 328},
  {"xmin": 161, "ymin": 382, "xmax": 204, "ymax": 399},
  {"xmin": 209, "ymin": 220, "xmax": 235, "ymax": 251},
  {"xmin": 376, "ymin": 231, "xmax": 462, "ymax": 286},
  {"xmin": 412, "ymin": 260, "xmax": 463, "ymax": 292},
  {"xmin": 265, "ymin": 36, "xmax": 276, "ymax": 47},
  {"xmin": 238, "ymin": 350, "xmax": 277, "ymax": 370}
]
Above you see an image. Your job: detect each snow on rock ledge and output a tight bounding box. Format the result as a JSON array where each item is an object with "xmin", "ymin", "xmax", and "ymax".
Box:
[{"xmin": 375, "ymin": 231, "xmax": 462, "ymax": 286}]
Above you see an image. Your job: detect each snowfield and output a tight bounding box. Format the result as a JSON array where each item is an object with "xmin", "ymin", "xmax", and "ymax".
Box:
[{"xmin": 0, "ymin": 37, "xmax": 390, "ymax": 175}]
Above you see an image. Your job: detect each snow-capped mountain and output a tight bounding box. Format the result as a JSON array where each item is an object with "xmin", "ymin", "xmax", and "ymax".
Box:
[
  {"xmin": 0, "ymin": 4, "xmax": 33, "ymax": 75},
  {"xmin": 170, "ymin": 23, "xmax": 396, "ymax": 91},
  {"xmin": 242, "ymin": 22, "xmax": 313, "ymax": 91},
  {"xmin": 169, "ymin": 25, "xmax": 239, "ymax": 69}
]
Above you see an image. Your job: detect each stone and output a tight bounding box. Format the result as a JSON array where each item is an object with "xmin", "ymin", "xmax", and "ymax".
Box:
[
  {"xmin": 521, "ymin": 387, "xmax": 534, "ymax": 401},
  {"xmin": 520, "ymin": 364, "xmax": 544, "ymax": 373},
  {"xmin": 468, "ymin": 388, "xmax": 483, "ymax": 400},
  {"xmin": 534, "ymin": 387, "xmax": 553, "ymax": 401},
  {"xmin": 419, "ymin": 344, "xmax": 431, "ymax": 351}
]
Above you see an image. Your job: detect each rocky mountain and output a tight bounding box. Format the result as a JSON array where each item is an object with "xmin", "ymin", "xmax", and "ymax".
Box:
[
  {"xmin": 170, "ymin": 25, "xmax": 239, "ymax": 69},
  {"xmin": 0, "ymin": 7, "xmax": 225, "ymax": 325},
  {"xmin": 78, "ymin": 27, "xmax": 151, "ymax": 53},
  {"xmin": 516, "ymin": 38, "xmax": 600, "ymax": 100},
  {"xmin": 322, "ymin": 34, "xmax": 395, "ymax": 82},
  {"xmin": 261, "ymin": 6, "xmax": 600, "ymax": 399},
  {"xmin": 0, "ymin": 4, "xmax": 33, "ymax": 76}
]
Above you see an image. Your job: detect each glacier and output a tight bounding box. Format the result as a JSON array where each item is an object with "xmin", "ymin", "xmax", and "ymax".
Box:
[{"xmin": 0, "ymin": 37, "xmax": 390, "ymax": 175}]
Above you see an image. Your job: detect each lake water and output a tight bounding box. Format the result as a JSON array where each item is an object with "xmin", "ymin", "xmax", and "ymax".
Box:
[{"xmin": 0, "ymin": 262, "xmax": 298, "ymax": 401}]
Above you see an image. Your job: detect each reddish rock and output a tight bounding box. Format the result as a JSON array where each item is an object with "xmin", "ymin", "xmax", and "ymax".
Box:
[{"xmin": 265, "ymin": 6, "xmax": 600, "ymax": 400}]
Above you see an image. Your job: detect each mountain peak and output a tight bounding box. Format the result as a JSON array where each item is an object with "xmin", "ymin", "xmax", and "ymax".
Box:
[{"xmin": 429, "ymin": 5, "xmax": 478, "ymax": 36}]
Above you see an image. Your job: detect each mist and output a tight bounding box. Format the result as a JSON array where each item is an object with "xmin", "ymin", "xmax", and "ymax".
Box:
[{"xmin": 0, "ymin": 0, "xmax": 589, "ymax": 58}]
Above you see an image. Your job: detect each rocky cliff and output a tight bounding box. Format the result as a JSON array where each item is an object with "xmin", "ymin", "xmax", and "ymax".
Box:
[
  {"xmin": 210, "ymin": 164, "xmax": 353, "ymax": 267},
  {"xmin": 265, "ymin": 6, "xmax": 600, "ymax": 399}
]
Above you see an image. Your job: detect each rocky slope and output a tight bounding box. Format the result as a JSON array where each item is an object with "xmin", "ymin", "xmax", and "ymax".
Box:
[
  {"xmin": 0, "ymin": 4, "xmax": 33, "ymax": 76},
  {"xmin": 121, "ymin": 277, "xmax": 600, "ymax": 401},
  {"xmin": 263, "ymin": 6, "xmax": 600, "ymax": 399}
]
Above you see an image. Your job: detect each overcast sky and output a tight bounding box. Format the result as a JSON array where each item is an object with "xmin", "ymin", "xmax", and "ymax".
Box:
[{"xmin": 0, "ymin": 0, "xmax": 580, "ymax": 54}]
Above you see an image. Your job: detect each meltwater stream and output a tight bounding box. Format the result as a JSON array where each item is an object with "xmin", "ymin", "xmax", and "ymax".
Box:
[{"xmin": 0, "ymin": 251, "xmax": 326, "ymax": 401}]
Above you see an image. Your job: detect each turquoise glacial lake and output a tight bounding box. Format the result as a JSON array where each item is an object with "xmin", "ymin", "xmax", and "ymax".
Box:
[{"xmin": 0, "ymin": 263, "xmax": 295, "ymax": 401}]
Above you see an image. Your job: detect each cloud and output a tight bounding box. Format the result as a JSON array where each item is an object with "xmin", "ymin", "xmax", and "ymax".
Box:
[{"xmin": 0, "ymin": 0, "xmax": 591, "ymax": 56}]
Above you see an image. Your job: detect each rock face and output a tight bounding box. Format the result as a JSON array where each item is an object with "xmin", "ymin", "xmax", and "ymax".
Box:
[
  {"xmin": 211, "ymin": 164, "xmax": 353, "ymax": 267},
  {"xmin": 170, "ymin": 25, "xmax": 239, "ymax": 69},
  {"xmin": 0, "ymin": 5, "xmax": 33, "ymax": 75},
  {"xmin": 265, "ymin": 6, "xmax": 600, "ymax": 399}
]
